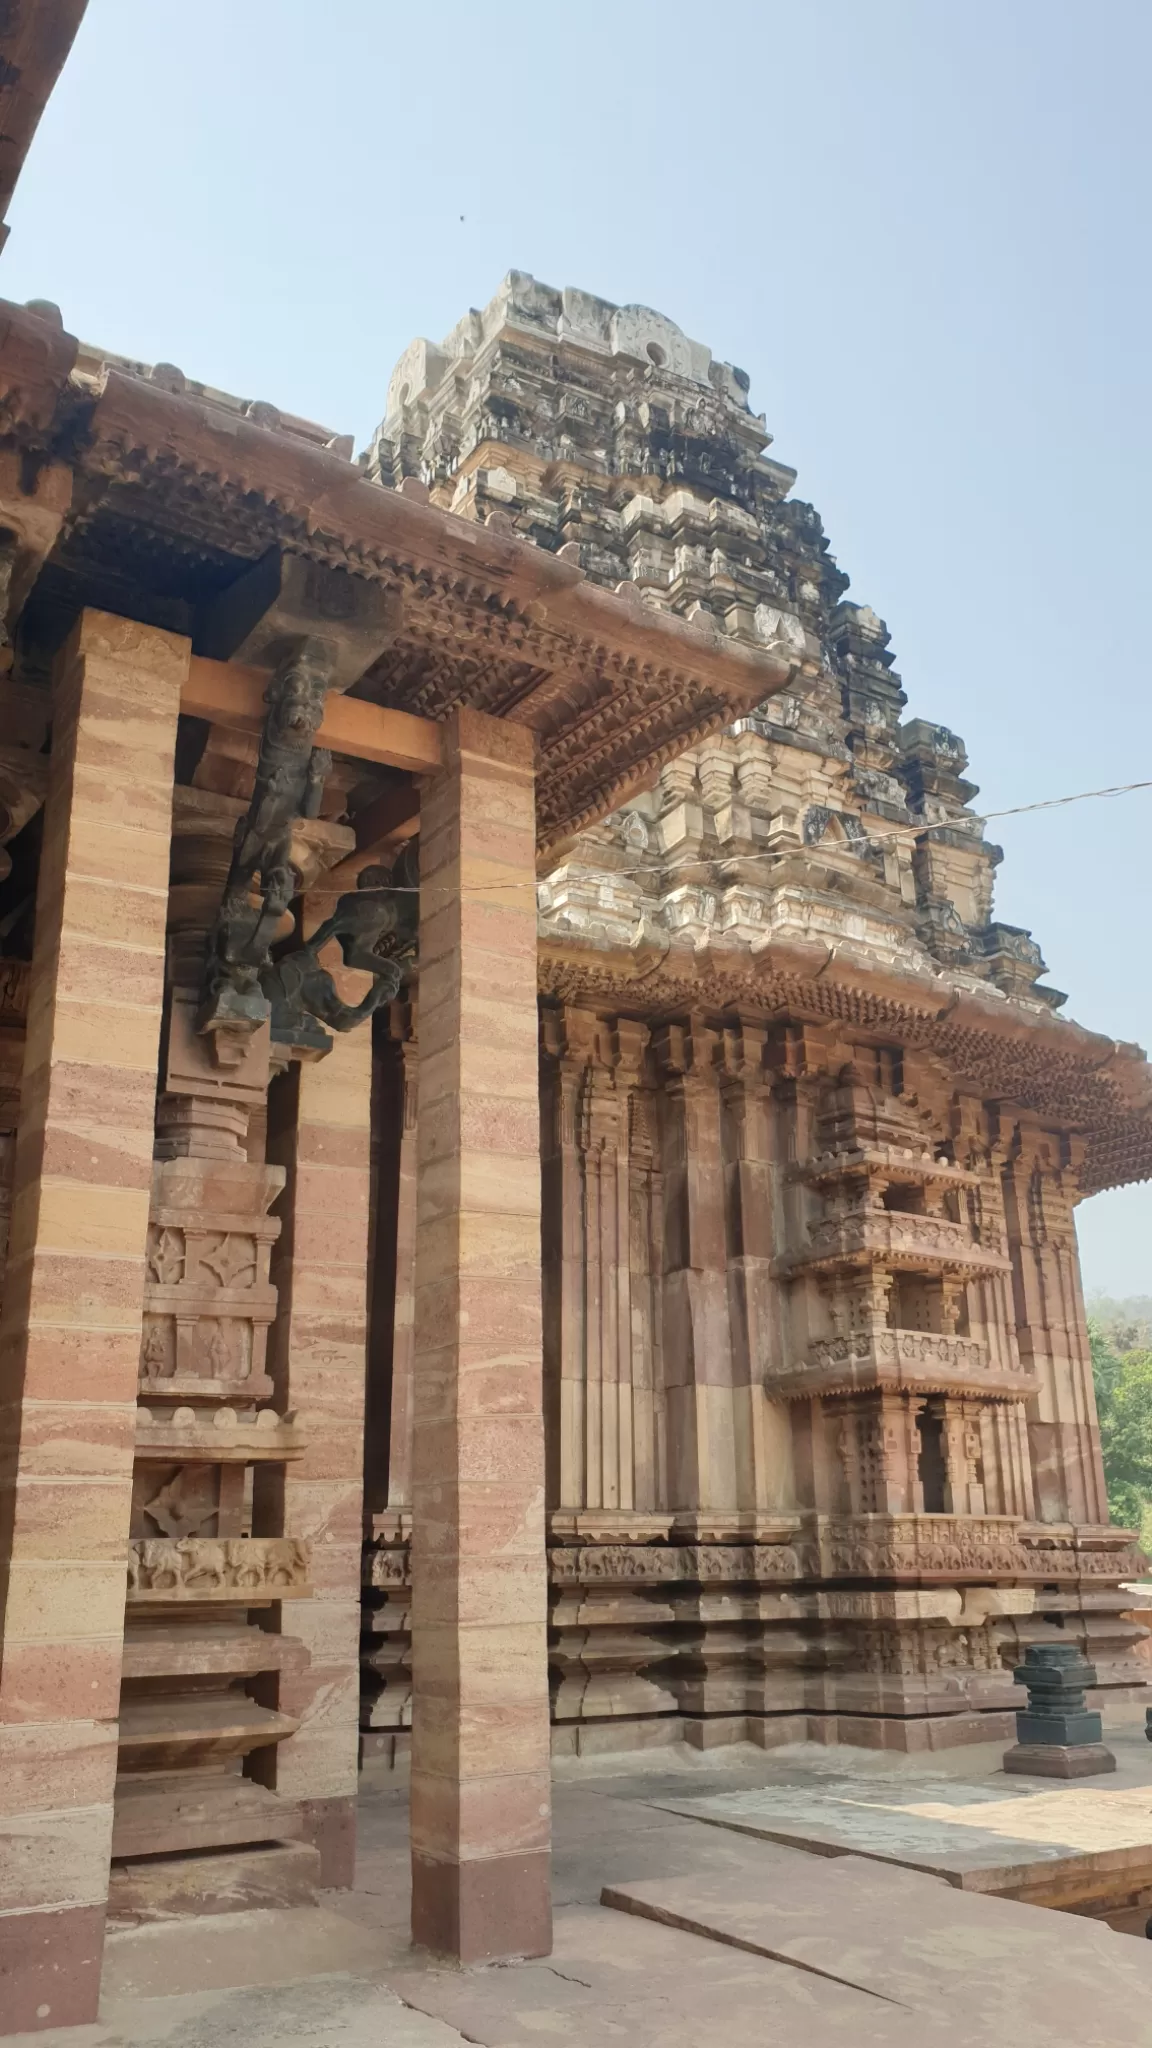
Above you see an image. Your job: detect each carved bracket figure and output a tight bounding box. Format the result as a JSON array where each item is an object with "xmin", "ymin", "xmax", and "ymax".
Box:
[
  {"xmin": 262, "ymin": 851, "xmax": 419, "ymax": 1060},
  {"xmin": 198, "ymin": 637, "xmax": 333, "ymax": 1049}
]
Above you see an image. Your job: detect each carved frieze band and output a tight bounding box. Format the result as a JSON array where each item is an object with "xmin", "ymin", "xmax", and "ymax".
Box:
[
  {"xmin": 766, "ymin": 1329, "xmax": 1040, "ymax": 1402},
  {"xmin": 127, "ymin": 1535, "xmax": 310, "ymax": 1602},
  {"xmin": 364, "ymin": 1519, "xmax": 1143, "ymax": 1595}
]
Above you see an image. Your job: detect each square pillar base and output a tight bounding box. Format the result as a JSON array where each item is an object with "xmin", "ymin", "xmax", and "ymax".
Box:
[
  {"xmin": 0, "ymin": 1905, "xmax": 106, "ymax": 2035},
  {"xmin": 1003, "ymin": 1742, "xmax": 1117, "ymax": 1778},
  {"xmin": 300, "ymin": 1795, "xmax": 357, "ymax": 1888},
  {"xmin": 411, "ymin": 1850, "xmax": 552, "ymax": 1965}
]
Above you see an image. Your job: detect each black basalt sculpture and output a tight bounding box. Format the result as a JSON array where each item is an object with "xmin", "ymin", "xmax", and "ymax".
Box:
[
  {"xmin": 262, "ymin": 851, "xmax": 419, "ymax": 1059},
  {"xmin": 1003, "ymin": 1642, "xmax": 1116, "ymax": 1778},
  {"xmin": 197, "ymin": 639, "xmax": 333, "ymax": 1046}
]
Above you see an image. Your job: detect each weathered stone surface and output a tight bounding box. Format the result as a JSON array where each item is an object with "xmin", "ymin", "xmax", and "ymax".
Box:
[
  {"xmin": 655, "ymin": 1773, "xmax": 1152, "ymax": 1911},
  {"xmin": 409, "ymin": 707, "xmax": 552, "ymax": 1963},
  {"xmin": 0, "ymin": 612, "xmax": 187, "ymax": 2028},
  {"xmin": 106, "ymin": 1841, "xmax": 321, "ymax": 1925},
  {"xmin": 601, "ymin": 1847, "xmax": 1152, "ymax": 2037},
  {"xmin": 358, "ymin": 278, "xmax": 1150, "ymax": 1766}
]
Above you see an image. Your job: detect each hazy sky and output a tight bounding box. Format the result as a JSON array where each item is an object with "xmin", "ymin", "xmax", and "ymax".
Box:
[{"xmin": 6, "ymin": 2, "xmax": 1150, "ymax": 1293}]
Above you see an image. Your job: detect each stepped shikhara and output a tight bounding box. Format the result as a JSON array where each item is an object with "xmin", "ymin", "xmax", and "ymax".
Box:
[{"xmin": 361, "ymin": 272, "xmax": 1150, "ymax": 1757}]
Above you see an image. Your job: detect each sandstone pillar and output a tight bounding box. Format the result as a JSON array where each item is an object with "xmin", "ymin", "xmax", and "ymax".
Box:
[
  {"xmin": 1003, "ymin": 1126, "xmax": 1108, "ymax": 1525},
  {"xmin": 655, "ymin": 1020, "xmax": 738, "ymax": 1520},
  {"xmin": 409, "ymin": 708, "xmax": 551, "ymax": 1963},
  {"xmin": 379, "ymin": 1005, "xmax": 418, "ymax": 1515},
  {"xmin": 263, "ymin": 1022, "xmax": 373, "ymax": 1886},
  {"xmin": 539, "ymin": 1008, "xmax": 584, "ymax": 1511},
  {"xmin": 718, "ymin": 1022, "xmax": 793, "ymax": 1515},
  {"xmin": 0, "ymin": 612, "xmax": 186, "ymax": 2031}
]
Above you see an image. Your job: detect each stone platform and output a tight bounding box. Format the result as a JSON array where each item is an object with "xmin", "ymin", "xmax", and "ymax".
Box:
[
  {"xmin": 602, "ymin": 1841, "xmax": 1152, "ymax": 2033},
  {"xmin": 12, "ymin": 1743, "xmax": 1152, "ymax": 2048},
  {"xmin": 652, "ymin": 1731, "xmax": 1152, "ymax": 1913}
]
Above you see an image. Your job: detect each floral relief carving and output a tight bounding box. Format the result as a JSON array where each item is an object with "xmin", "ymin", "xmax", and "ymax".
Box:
[
  {"xmin": 147, "ymin": 1226, "xmax": 185, "ymax": 1286},
  {"xmin": 142, "ymin": 1467, "xmax": 218, "ymax": 1540},
  {"xmin": 201, "ymin": 1233, "xmax": 258, "ymax": 1290}
]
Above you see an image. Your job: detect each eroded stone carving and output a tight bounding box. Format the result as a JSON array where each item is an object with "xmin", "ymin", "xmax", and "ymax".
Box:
[
  {"xmin": 198, "ymin": 639, "xmax": 333, "ymax": 1048},
  {"xmin": 127, "ymin": 1536, "xmax": 310, "ymax": 1602},
  {"xmin": 262, "ymin": 856, "xmax": 419, "ymax": 1058}
]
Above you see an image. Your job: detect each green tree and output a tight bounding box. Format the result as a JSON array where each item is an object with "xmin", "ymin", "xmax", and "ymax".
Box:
[
  {"xmin": 1090, "ymin": 1319, "xmax": 1152, "ymax": 1531},
  {"xmin": 1090, "ymin": 1320, "xmax": 1124, "ymax": 1416}
]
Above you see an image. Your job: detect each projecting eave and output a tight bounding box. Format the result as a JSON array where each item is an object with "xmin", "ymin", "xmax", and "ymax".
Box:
[
  {"xmin": 536, "ymin": 926, "xmax": 1152, "ymax": 1197},
  {"xmin": 0, "ymin": 301, "xmax": 795, "ymax": 852}
]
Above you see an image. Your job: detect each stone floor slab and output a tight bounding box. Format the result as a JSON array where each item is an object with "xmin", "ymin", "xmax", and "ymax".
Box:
[
  {"xmin": 602, "ymin": 1844, "xmax": 1152, "ymax": 2044},
  {"xmin": 389, "ymin": 1903, "xmax": 954, "ymax": 2048},
  {"xmin": 3, "ymin": 1978, "xmax": 467, "ymax": 2048},
  {"xmin": 99, "ymin": 1907, "xmax": 386, "ymax": 2002},
  {"xmin": 653, "ymin": 1768, "xmax": 1152, "ymax": 1906}
]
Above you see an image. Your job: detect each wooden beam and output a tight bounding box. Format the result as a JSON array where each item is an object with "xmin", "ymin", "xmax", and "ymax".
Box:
[{"xmin": 182, "ymin": 655, "xmax": 442, "ymax": 774}]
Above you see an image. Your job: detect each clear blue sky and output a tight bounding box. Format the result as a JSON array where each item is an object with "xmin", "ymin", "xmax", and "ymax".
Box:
[{"xmin": 6, "ymin": 2, "xmax": 1150, "ymax": 1294}]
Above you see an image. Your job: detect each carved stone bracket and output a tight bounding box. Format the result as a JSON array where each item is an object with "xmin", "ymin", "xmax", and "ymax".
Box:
[
  {"xmin": 198, "ymin": 638, "xmax": 334, "ymax": 1049},
  {"xmin": 262, "ymin": 853, "xmax": 419, "ymax": 1060}
]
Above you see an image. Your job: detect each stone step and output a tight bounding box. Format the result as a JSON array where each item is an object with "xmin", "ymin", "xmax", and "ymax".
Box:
[
  {"xmin": 108, "ymin": 1840, "xmax": 321, "ymax": 1925},
  {"xmin": 112, "ymin": 1772, "xmax": 304, "ymax": 1858},
  {"xmin": 121, "ymin": 1617, "xmax": 308, "ymax": 1681},
  {"xmin": 654, "ymin": 1776, "xmax": 1152, "ymax": 1910},
  {"xmin": 117, "ymin": 1692, "xmax": 299, "ymax": 1772},
  {"xmin": 601, "ymin": 1847, "xmax": 1152, "ymax": 2034}
]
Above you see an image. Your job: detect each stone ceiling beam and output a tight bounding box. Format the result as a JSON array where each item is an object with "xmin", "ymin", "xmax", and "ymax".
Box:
[
  {"xmin": 181, "ymin": 657, "xmax": 442, "ymax": 775},
  {"xmin": 323, "ymin": 783, "xmax": 422, "ymax": 889},
  {"xmin": 0, "ymin": 2, "xmax": 88, "ymax": 252}
]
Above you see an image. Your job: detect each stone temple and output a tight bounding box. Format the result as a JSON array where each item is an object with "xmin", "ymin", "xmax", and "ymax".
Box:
[
  {"xmin": 0, "ymin": 25, "xmax": 1151, "ymax": 2027},
  {"xmin": 360, "ymin": 270, "xmax": 1151, "ymax": 1760}
]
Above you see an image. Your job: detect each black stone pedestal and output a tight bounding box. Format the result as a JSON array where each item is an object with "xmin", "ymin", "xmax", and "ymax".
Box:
[
  {"xmin": 1002, "ymin": 1643, "xmax": 1116, "ymax": 1779},
  {"xmin": 1003, "ymin": 1741, "xmax": 1117, "ymax": 1778}
]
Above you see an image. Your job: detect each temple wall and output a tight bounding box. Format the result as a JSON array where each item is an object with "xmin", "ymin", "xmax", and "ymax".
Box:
[{"xmin": 363, "ymin": 996, "xmax": 1149, "ymax": 1761}]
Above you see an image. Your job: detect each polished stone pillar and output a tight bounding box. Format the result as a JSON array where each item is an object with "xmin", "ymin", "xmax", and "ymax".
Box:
[
  {"xmin": 264, "ymin": 1019, "xmax": 373, "ymax": 1886},
  {"xmin": 0, "ymin": 612, "xmax": 187, "ymax": 2031},
  {"xmin": 409, "ymin": 707, "xmax": 551, "ymax": 1963}
]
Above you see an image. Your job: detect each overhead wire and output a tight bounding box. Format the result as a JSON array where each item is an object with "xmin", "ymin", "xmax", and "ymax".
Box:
[{"xmin": 383, "ymin": 772, "xmax": 1152, "ymax": 892}]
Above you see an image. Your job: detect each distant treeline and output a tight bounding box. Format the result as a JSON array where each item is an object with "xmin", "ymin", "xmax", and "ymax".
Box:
[{"xmin": 1086, "ymin": 1297, "xmax": 1152, "ymax": 1537}]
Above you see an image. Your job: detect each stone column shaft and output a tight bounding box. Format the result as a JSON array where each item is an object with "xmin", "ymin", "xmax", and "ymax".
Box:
[
  {"xmin": 0, "ymin": 612, "xmax": 186, "ymax": 2032},
  {"xmin": 410, "ymin": 707, "xmax": 551, "ymax": 1964},
  {"xmin": 719, "ymin": 1030, "xmax": 792, "ymax": 1515},
  {"xmin": 542, "ymin": 1038, "xmax": 585, "ymax": 1510},
  {"xmin": 386, "ymin": 1031, "xmax": 419, "ymax": 1509},
  {"xmin": 364, "ymin": 1010, "xmax": 418, "ymax": 1520},
  {"xmin": 657, "ymin": 1024, "xmax": 737, "ymax": 1517},
  {"xmin": 1003, "ymin": 1137, "xmax": 1108, "ymax": 1524},
  {"xmin": 264, "ymin": 1016, "xmax": 373, "ymax": 1886}
]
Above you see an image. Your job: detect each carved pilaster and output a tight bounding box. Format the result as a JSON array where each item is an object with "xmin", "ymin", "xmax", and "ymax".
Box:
[
  {"xmin": 653, "ymin": 1018, "xmax": 739, "ymax": 1520},
  {"xmin": 716, "ymin": 1021, "xmax": 793, "ymax": 1514},
  {"xmin": 1002, "ymin": 1120, "xmax": 1108, "ymax": 1525}
]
